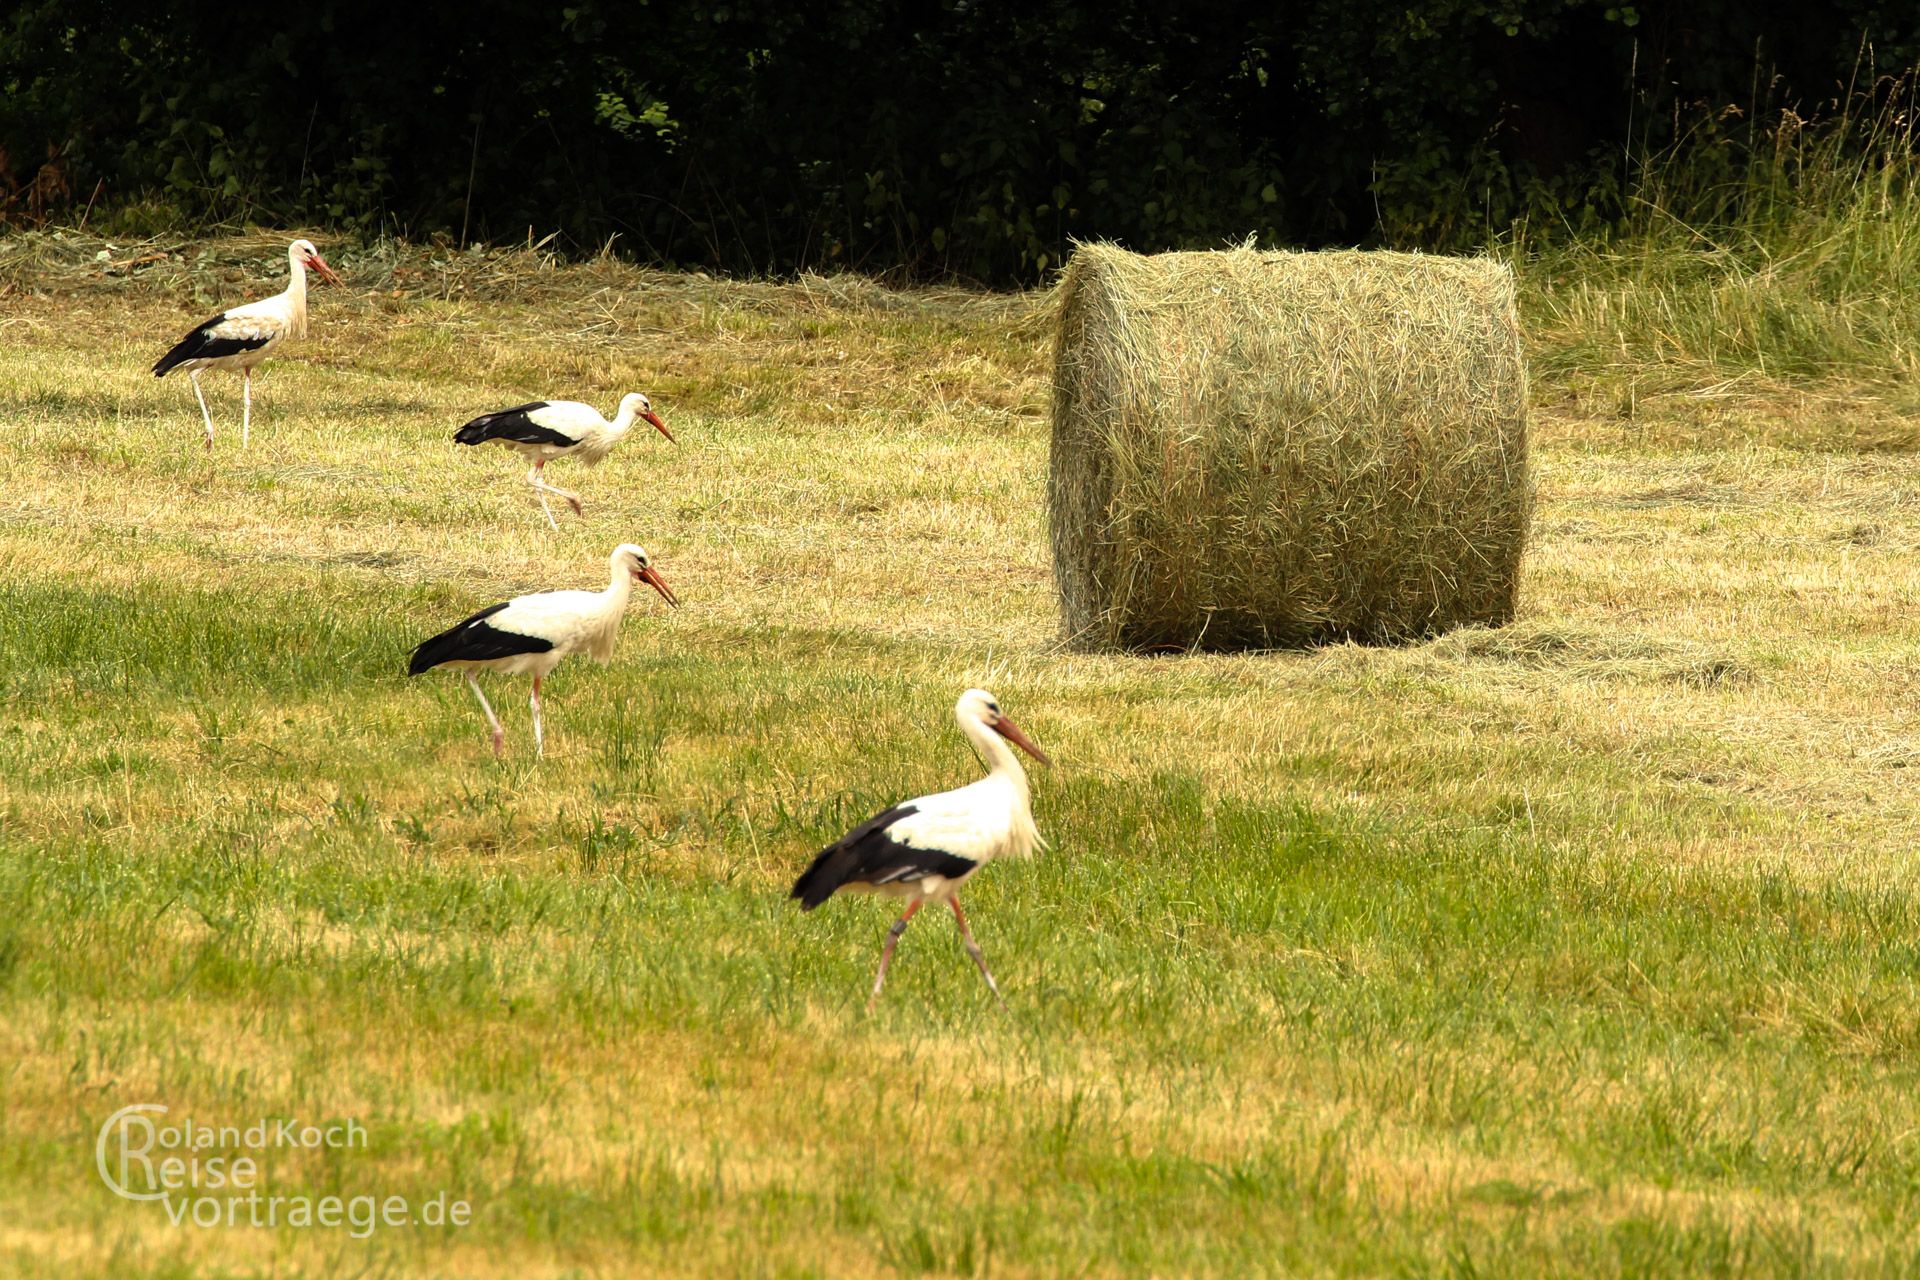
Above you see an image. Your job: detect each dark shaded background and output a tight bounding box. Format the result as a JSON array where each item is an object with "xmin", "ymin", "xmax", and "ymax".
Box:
[{"xmin": 4, "ymin": 0, "xmax": 1916, "ymax": 282}]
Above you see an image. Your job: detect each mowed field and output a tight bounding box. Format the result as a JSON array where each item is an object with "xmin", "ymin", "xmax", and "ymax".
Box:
[{"xmin": 6, "ymin": 231, "xmax": 1920, "ymax": 1278}]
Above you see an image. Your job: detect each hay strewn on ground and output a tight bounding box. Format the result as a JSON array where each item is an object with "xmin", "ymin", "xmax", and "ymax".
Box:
[
  {"xmin": 1049, "ymin": 242, "xmax": 1532, "ymax": 651},
  {"xmin": 15, "ymin": 227, "xmax": 1920, "ymax": 1278},
  {"xmin": 0, "ymin": 227, "xmax": 1024, "ymax": 322}
]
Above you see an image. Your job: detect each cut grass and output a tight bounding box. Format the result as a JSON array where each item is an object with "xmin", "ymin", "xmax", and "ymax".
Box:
[{"xmin": 4, "ymin": 231, "xmax": 1920, "ymax": 1276}]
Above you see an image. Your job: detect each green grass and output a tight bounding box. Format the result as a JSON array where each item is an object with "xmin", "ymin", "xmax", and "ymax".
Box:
[
  {"xmin": 1515, "ymin": 78, "xmax": 1920, "ymax": 405},
  {"xmin": 5, "ymin": 220, "xmax": 1920, "ymax": 1277}
]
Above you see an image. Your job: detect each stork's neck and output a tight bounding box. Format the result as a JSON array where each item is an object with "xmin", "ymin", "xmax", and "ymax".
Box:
[
  {"xmin": 602, "ymin": 556, "xmax": 637, "ymax": 610},
  {"xmin": 284, "ymin": 251, "xmax": 310, "ymax": 337},
  {"xmin": 962, "ymin": 712, "xmax": 1030, "ymax": 800},
  {"xmin": 606, "ymin": 399, "xmax": 638, "ymax": 440}
]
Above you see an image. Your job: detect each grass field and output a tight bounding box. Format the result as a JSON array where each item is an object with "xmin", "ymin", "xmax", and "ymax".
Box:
[{"xmin": 5, "ymin": 228, "xmax": 1920, "ymax": 1278}]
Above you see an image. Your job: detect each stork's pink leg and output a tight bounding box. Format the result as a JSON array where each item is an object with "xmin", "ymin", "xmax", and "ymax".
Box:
[
  {"xmin": 546, "ymin": 460, "xmax": 583, "ymax": 516},
  {"xmin": 466, "ymin": 675, "xmax": 505, "ymax": 757},
  {"xmin": 949, "ymin": 895, "xmax": 1006, "ymax": 1006},
  {"xmin": 527, "ymin": 460, "xmax": 584, "ymax": 518},
  {"xmin": 190, "ymin": 370, "xmax": 215, "ymax": 450},
  {"xmin": 525, "ymin": 464, "xmax": 562, "ymax": 531},
  {"xmin": 530, "ymin": 675, "xmax": 545, "ymax": 758},
  {"xmin": 868, "ymin": 899, "xmax": 925, "ymax": 1010},
  {"xmin": 241, "ymin": 367, "xmax": 252, "ymax": 448}
]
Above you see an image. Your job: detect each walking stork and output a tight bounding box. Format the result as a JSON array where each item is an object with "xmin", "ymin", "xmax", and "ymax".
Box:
[
  {"xmin": 151, "ymin": 237, "xmax": 342, "ymax": 449},
  {"xmin": 407, "ymin": 543, "xmax": 679, "ymax": 757},
  {"xmin": 791, "ymin": 688, "xmax": 1051, "ymax": 1009},
  {"xmin": 453, "ymin": 394, "xmax": 675, "ymax": 530}
]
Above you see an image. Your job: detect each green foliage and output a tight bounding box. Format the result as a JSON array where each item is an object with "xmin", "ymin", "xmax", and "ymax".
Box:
[{"xmin": 2, "ymin": 1, "xmax": 1917, "ymax": 280}]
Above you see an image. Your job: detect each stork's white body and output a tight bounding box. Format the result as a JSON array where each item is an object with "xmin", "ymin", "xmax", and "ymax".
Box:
[
  {"xmin": 152, "ymin": 238, "xmax": 340, "ymax": 448},
  {"xmin": 488, "ymin": 400, "xmax": 637, "ymax": 464},
  {"xmin": 453, "ymin": 393, "xmax": 674, "ymax": 529},
  {"xmin": 842, "ymin": 740, "xmax": 1044, "ymax": 906},
  {"xmin": 438, "ymin": 582, "xmax": 637, "ymax": 678},
  {"xmin": 408, "ymin": 544, "xmax": 678, "ymax": 757},
  {"xmin": 791, "ymin": 689, "xmax": 1050, "ymax": 1007},
  {"xmin": 177, "ymin": 284, "xmax": 310, "ymax": 373}
]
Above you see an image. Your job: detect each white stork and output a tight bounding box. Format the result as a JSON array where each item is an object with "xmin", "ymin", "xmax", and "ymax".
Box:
[
  {"xmin": 407, "ymin": 543, "xmax": 679, "ymax": 757},
  {"xmin": 151, "ymin": 237, "xmax": 342, "ymax": 449},
  {"xmin": 453, "ymin": 394, "xmax": 676, "ymax": 530},
  {"xmin": 791, "ymin": 688, "xmax": 1050, "ymax": 1009}
]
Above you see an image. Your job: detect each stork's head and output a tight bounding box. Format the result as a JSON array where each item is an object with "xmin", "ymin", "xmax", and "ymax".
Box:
[
  {"xmin": 290, "ymin": 238, "xmax": 341, "ymax": 286},
  {"xmin": 619, "ymin": 392, "xmax": 675, "ymax": 443},
  {"xmin": 957, "ymin": 688, "xmax": 1051, "ymax": 767},
  {"xmin": 614, "ymin": 543, "xmax": 679, "ymax": 607}
]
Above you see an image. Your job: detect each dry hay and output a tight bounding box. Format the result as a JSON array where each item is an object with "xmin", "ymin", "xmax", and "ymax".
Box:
[
  {"xmin": 0, "ymin": 227, "xmax": 1022, "ymax": 324},
  {"xmin": 1049, "ymin": 242, "xmax": 1532, "ymax": 651}
]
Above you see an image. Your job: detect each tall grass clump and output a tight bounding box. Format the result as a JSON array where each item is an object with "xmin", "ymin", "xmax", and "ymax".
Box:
[{"xmin": 1520, "ymin": 71, "xmax": 1920, "ymax": 393}]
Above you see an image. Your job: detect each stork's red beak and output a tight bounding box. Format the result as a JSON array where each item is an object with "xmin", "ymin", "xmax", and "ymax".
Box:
[
  {"xmin": 993, "ymin": 716, "xmax": 1052, "ymax": 768},
  {"xmin": 306, "ymin": 253, "xmax": 342, "ymax": 286},
  {"xmin": 633, "ymin": 564, "xmax": 679, "ymax": 608},
  {"xmin": 643, "ymin": 410, "xmax": 675, "ymax": 443}
]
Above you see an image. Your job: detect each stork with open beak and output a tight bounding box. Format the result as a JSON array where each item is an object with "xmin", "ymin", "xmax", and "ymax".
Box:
[
  {"xmin": 791, "ymin": 688, "xmax": 1051, "ymax": 1009},
  {"xmin": 453, "ymin": 393, "xmax": 676, "ymax": 530},
  {"xmin": 151, "ymin": 238, "xmax": 342, "ymax": 449},
  {"xmin": 406, "ymin": 543, "xmax": 679, "ymax": 757}
]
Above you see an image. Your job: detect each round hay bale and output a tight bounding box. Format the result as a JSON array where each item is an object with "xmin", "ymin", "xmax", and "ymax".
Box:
[{"xmin": 1048, "ymin": 242, "xmax": 1531, "ymax": 651}]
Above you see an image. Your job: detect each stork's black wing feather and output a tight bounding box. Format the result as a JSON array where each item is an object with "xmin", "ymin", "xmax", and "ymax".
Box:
[
  {"xmin": 790, "ymin": 803, "xmax": 979, "ymax": 910},
  {"xmin": 152, "ymin": 312, "xmax": 273, "ymax": 376},
  {"xmin": 407, "ymin": 601, "xmax": 555, "ymax": 675},
  {"xmin": 452, "ymin": 402, "xmax": 578, "ymax": 448}
]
